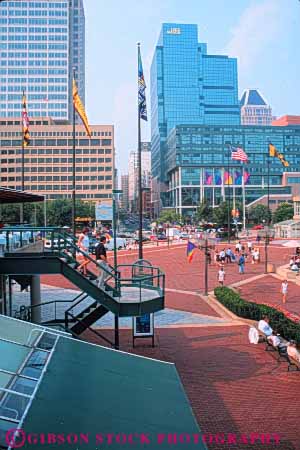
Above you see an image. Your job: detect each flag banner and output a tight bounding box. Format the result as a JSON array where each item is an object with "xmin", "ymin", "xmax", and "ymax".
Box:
[
  {"xmin": 187, "ymin": 241, "xmax": 197, "ymax": 263},
  {"xmin": 269, "ymin": 143, "xmax": 289, "ymax": 167},
  {"xmin": 22, "ymin": 92, "xmax": 30, "ymax": 147},
  {"xmin": 73, "ymin": 79, "xmax": 91, "ymax": 137},
  {"xmin": 224, "ymin": 171, "xmax": 233, "ymax": 185},
  {"xmin": 138, "ymin": 45, "xmax": 147, "ymax": 121},
  {"xmin": 214, "ymin": 169, "xmax": 222, "ymax": 185},
  {"xmin": 231, "ymin": 146, "xmax": 248, "ymax": 162},
  {"xmin": 244, "ymin": 170, "xmax": 250, "ymax": 185},
  {"xmin": 234, "ymin": 170, "xmax": 243, "ymax": 185},
  {"xmin": 204, "ymin": 170, "xmax": 213, "ymax": 185}
]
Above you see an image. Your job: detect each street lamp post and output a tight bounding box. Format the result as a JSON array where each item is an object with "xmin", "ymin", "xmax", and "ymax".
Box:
[
  {"xmin": 112, "ymin": 189, "xmax": 122, "ymax": 350},
  {"xmin": 199, "ymin": 233, "xmax": 215, "ymax": 296}
]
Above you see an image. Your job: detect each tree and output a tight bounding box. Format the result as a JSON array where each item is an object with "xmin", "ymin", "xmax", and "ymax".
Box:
[
  {"xmin": 157, "ymin": 209, "xmax": 182, "ymax": 225},
  {"xmin": 212, "ymin": 201, "xmax": 230, "ymax": 226},
  {"xmin": 46, "ymin": 199, "xmax": 95, "ymax": 227},
  {"xmin": 195, "ymin": 201, "xmax": 213, "ymax": 223},
  {"xmin": 273, "ymin": 202, "xmax": 294, "ymax": 223},
  {"xmin": 248, "ymin": 204, "xmax": 271, "ymax": 224}
]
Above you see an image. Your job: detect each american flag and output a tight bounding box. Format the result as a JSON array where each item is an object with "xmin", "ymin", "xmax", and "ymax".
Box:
[{"xmin": 231, "ymin": 146, "xmax": 248, "ymax": 162}]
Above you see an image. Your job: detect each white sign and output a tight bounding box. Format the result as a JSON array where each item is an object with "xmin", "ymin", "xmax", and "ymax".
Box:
[
  {"xmin": 167, "ymin": 28, "xmax": 181, "ymax": 35},
  {"xmin": 95, "ymin": 203, "xmax": 113, "ymax": 221}
]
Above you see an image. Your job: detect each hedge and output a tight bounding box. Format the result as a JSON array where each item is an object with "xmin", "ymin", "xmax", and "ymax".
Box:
[{"xmin": 214, "ymin": 286, "xmax": 300, "ymax": 343}]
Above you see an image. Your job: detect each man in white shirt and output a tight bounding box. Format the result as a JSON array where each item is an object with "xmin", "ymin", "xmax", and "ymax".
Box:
[
  {"xmin": 287, "ymin": 341, "xmax": 300, "ymax": 362},
  {"xmin": 258, "ymin": 316, "xmax": 273, "ymax": 336}
]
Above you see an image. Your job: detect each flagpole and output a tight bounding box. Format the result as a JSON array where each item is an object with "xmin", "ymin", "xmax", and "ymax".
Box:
[
  {"xmin": 227, "ymin": 147, "xmax": 231, "ymax": 244},
  {"xmin": 137, "ymin": 43, "xmax": 143, "ymax": 260},
  {"xmin": 72, "ymin": 67, "xmax": 76, "ymax": 236},
  {"xmin": 20, "ymin": 89, "xmax": 25, "ymax": 224},
  {"xmin": 267, "ymin": 148, "xmax": 270, "ymax": 225},
  {"xmin": 242, "ymin": 165, "xmax": 246, "ymax": 231}
]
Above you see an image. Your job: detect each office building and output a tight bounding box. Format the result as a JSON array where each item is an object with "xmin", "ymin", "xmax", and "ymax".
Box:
[
  {"xmin": 120, "ymin": 174, "xmax": 129, "ymax": 210},
  {"xmin": 128, "ymin": 142, "xmax": 151, "ymax": 212},
  {"xmin": 165, "ymin": 124, "xmax": 300, "ymax": 217},
  {"xmin": 150, "ymin": 23, "xmax": 240, "ymax": 190},
  {"xmin": 0, "ymin": 0, "xmax": 85, "ymax": 120},
  {"xmin": 240, "ymin": 89, "xmax": 274, "ymax": 125},
  {"xmin": 272, "ymin": 115, "xmax": 300, "ymax": 126},
  {"xmin": 0, "ymin": 117, "xmax": 114, "ymax": 201}
]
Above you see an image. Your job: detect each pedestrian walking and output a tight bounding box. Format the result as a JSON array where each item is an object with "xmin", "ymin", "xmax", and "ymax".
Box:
[
  {"xmin": 281, "ymin": 280, "xmax": 288, "ymax": 304},
  {"xmin": 235, "ymin": 241, "xmax": 242, "ymax": 253},
  {"xmin": 225, "ymin": 248, "xmax": 232, "ymax": 263},
  {"xmin": 218, "ymin": 267, "xmax": 225, "ymax": 286},
  {"xmin": 238, "ymin": 254, "xmax": 245, "ymax": 274},
  {"xmin": 77, "ymin": 228, "xmax": 90, "ymax": 277},
  {"xmin": 95, "ymin": 236, "xmax": 110, "ymax": 288}
]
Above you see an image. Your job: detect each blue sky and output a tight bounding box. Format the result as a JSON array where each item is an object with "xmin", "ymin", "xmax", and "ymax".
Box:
[{"xmin": 84, "ymin": 0, "xmax": 300, "ymax": 174}]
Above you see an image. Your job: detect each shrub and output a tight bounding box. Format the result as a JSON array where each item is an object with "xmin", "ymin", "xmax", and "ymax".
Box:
[{"xmin": 214, "ymin": 286, "xmax": 300, "ymax": 343}]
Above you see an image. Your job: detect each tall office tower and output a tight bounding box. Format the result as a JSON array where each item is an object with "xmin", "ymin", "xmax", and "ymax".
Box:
[
  {"xmin": 0, "ymin": 0, "xmax": 85, "ymax": 120},
  {"xmin": 240, "ymin": 89, "xmax": 274, "ymax": 125},
  {"xmin": 128, "ymin": 142, "xmax": 151, "ymax": 212},
  {"xmin": 151, "ymin": 23, "xmax": 240, "ymax": 193},
  {"xmin": 120, "ymin": 174, "xmax": 129, "ymax": 211}
]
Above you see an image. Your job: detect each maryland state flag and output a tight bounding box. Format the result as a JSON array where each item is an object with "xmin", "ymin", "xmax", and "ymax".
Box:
[
  {"xmin": 269, "ymin": 143, "xmax": 289, "ymax": 167},
  {"xmin": 73, "ymin": 78, "xmax": 91, "ymax": 137},
  {"xmin": 187, "ymin": 241, "xmax": 197, "ymax": 263},
  {"xmin": 22, "ymin": 92, "xmax": 30, "ymax": 147}
]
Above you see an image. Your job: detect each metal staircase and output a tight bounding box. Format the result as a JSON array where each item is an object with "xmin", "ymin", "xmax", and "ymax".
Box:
[{"xmin": 0, "ymin": 226, "xmax": 165, "ymax": 347}]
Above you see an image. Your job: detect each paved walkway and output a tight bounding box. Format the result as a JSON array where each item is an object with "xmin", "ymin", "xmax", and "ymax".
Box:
[
  {"xmin": 236, "ymin": 274, "xmax": 300, "ymax": 319},
  {"xmin": 85, "ymin": 325, "xmax": 300, "ymax": 450}
]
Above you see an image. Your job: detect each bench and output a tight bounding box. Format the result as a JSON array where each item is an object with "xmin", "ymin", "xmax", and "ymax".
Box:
[{"xmin": 252, "ymin": 326, "xmax": 300, "ymax": 372}]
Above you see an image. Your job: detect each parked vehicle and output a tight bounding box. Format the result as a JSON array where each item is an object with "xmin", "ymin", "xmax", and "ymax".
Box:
[
  {"xmin": 252, "ymin": 224, "xmax": 264, "ymax": 230},
  {"xmin": 179, "ymin": 232, "xmax": 189, "ymax": 240},
  {"xmin": 44, "ymin": 237, "xmax": 73, "ymax": 250},
  {"xmin": 105, "ymin": 237, "xmax": 127, "ymax": 251}
]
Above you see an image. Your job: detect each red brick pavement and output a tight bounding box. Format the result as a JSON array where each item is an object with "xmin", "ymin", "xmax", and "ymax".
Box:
[
  {"xmin": 86, "ymin": 325, "xmax": 300, "ymax": 450},
  {"xmin": 41, "ymin": 243, "xmax": 293, "ymax": 317},
  {"xmin": 165, "ymin": 290, "xmax": 220, "ymax": 317},
  {"xmin": 237, "ymin": 275, "xmax": 300, "ymax": 319}
]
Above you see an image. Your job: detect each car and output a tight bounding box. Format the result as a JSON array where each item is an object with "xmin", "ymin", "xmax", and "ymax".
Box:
[
  {"xmin": 179, "ymin": 232, "xmax": 189, "ymax": 240},
  {"xmin": 105, "ymin": 237, "xmax": 127, "ymax": 251},
  {"xmin": 44, "ymin": 237, "xmax": 73, "ymax": 250},
  {"xmin": 157, "ymin": 233, "xmax": 167, "ymax": 240},
  {"xmin": 252, "ymin": 224, "xmax": 264, "ymax": 230}
]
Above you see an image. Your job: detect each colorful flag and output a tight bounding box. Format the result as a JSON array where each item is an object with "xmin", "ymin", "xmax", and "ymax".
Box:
[
  {"xmin": 204, "ymin": 170, "xmax": 213, "ymax": 185},
  {"xmin": 243, "ymin": 170, "xmax": 250, "ymax": 185},
  {"xmin": 224, "ymin": 171, "xmax": 233, "ymax": 185},
  {"xmin": 187, "ymin": 241, "xmax": 197, "ymax": 263},
  {"xmin": 22, "ymin": 92, "xmax": 30, "ymax": 147},
  {"xmin": 234, "ymin": 171, "xmax": 242, "ymax": 185},
  {"xmin": 73, "ymin": 78, "xmax": 91, "ymax": 137},
  {"xmin": 269, "ymin": 143, "xmax": 289, "ymax": 167},
  {"xmin": 214, "ymin": 169, "xmax": 222, "ymax": 185},
  {"xmin": 138, "ymin": 45, "xmax": 147, "ymax": 121},
  {"xmin": 231, "ymin": 146, "xmax": 248, "ymax": 162}
]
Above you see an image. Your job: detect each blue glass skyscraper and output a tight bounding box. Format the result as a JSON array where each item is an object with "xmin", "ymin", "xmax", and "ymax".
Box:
[
  {"xmin": 151, "ymin": 23, "xmax": 240, "ymax": 186},
  {"xmin": 0, "ymin": 0, "xmax": 85, "ymax": 120}
]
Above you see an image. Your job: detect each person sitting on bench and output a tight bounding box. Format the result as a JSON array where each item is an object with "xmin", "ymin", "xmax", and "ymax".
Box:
[
  {"xmin": 258, "ymin": 316, "xmax": 273, "ymax": 337},
  {"xmin": 287, "ymin": 340, "xmax": 300, "ymax": 362},
  {"xmin": 267, "ymin": 331, "xmax": 287, "ymax": 350}
]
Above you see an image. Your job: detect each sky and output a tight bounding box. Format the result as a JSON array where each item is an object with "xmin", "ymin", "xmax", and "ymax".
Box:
[{"xmin": 84, "ymin": 0, "xmax": 300, "ymax": 175}]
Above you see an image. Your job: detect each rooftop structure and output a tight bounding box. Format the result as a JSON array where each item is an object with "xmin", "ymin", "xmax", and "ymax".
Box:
[
  {"xmin": 272, "ymin": 115, "xmax": 300, "ymax": 126},
  {"xmin": 240, "ymin": 89, "xmax": 274, "ymax": 126}
]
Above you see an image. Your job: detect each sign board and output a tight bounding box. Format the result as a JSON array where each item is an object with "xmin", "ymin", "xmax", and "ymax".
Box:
[
  {"xmin": 167, "ymin": 28, "xmax": 181, "ymax": 35},
  {"xmin": 95, "ymin": 203, "xmax": 113, "ymax": 221},
  {"xmin": 133, "ymin": 313, "xmax": 154, "ymax": 337}
]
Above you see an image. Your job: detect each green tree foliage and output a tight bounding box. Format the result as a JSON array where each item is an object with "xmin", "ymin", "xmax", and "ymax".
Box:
[
  {"xmin": 195, "ymin": 201, "xmax": 213, "ymax": 223},
  {"xmin": 0, "ymin": 199, "xmax": 95, "ymax": 227},
  {"xmin": 157, "ymin": 209, "xmax": 182, "ymax": 225},
  {"xmin": 212, "ymin": 201, "xmax": 230, "ymax": 226},
  {"xmin": 272, "ymin": 202, "xmax": 294, "ymax": 223},
  {"xmin": 248, "ymin": 204, "xmax": 271, "ymax": 224}
]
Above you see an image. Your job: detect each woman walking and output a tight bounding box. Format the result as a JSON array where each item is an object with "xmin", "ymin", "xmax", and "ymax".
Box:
[
  {"xmin": 281, "ymin": 280, "xmax": 288, "ymax": 304},
  {"xmin": 77, "ymin": 228, "xmax": 90, "ymax": 276}
]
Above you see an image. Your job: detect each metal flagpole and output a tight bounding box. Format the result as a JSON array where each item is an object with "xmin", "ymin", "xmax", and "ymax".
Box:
[
  {"xmin": 72, "ymin": 68, "xmax": 76, "ymax": 236},
  {"xmin": 227, "ymin": 147, "xmax": 231, "ymax": 243},
  {"xmin": 137, "ymin": 43, "xmax": 143, "ymax": 260},
  {"xmin": 242, "ymin": 165, "xmax": 246, "ymax": 231},
  {"xmin": 20, "ymin": 90, "xmax": 25, "ymax": 224}
]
